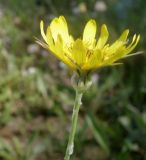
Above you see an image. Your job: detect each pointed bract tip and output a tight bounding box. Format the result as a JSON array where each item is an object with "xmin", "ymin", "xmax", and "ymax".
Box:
[
  {"xmin": 40, "ymin": 20, "xmax": 44, "ymax": 27},
  {"xmin": 101, "ymin": 24, "xmax": 109, "ymax": 34},
  {"xmin": 90, "ymin": 19, "xmax": 96, "ymax": 25}
]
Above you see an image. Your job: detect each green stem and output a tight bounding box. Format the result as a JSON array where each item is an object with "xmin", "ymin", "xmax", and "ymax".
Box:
[{"xmin": 64, "ymin": 89, "xmax": 83, "ymax": 160}]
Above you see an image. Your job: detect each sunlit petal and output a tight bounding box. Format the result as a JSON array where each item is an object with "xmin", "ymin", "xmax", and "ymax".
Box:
[
  {"xmin": 72, "ymin": 39, "xmax": 86, "ymax": 66},
  {"xmin": 46, "ymin": 26, "xmax": 54, "ymax": 47},
  {"xmin": 40, "ymin": 20, "xmax": 47, "ymax": 43},
  {"xmin": 111, "ymin": 29, "xmax": 129, "ymax": 48},
  {"xmin": 83, "ymin": 20, "xmax": 97, "ymax": 44},
  {"xmin": 96, "ymin": 24, "xmax": 109, "ymax": 49},
  {"xmin": 125, "ymin": 35, "xmax": 140, "ymax": 54},
  {"xmin": 50, "ymin": 16, "xmax": 70, "ymax": 43}
]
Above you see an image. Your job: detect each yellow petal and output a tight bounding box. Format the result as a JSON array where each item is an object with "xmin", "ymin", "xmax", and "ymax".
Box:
[
  {"xmin": 125, "ymin": 35, "xmax": 140, "ymax": 54},
  {"xmin": 46, "ymin": 26, "xmax": 54, "ymax": 47},
  {"xmin": 82, "ymin": 49, "xmax": 102, "ymax": 70},
  {"xmin": 40, "ymin": 20, "xmax": 47, "ymax": 43},
  {"xmin": 72, "ymin": 39, "xmax": 86, "ymax": 66},
  {"xmin": 50, "ymin": 16, "xmax": 70, "ymax": 43},
  {"xmin": 104, "ymin": 29, "xmax": 129, "ymax": 57},
  {"xmin": 110, "ymin": 29, "xmax": 129, "ymax": 49},
  {"xmin": 54, "ymin": 35, "xmax": 76, "ymax": 69},
  {"xmin": 126, "ymin": 34, "xmax": 136, "ymax": 49},
  {"xmin": 103, "ymin": 46, "xmax": 126, "ymax": 65},
  {"xmin": 118, "ymin": 29, "xmax": 129, "ymax": 41},
  {"xmin": 102, "ymin": 34, "xmax": 140, "ymax": 65},
  {"xmin": 96, "ymin": 24, "xmax": 109, "ymax": 49},
  {"xmin": 83, "ymin": 19, "xmax": 97, "ymax": 44}
]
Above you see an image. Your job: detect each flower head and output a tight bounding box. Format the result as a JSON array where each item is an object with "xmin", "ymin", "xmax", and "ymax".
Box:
[{"xmin": 38, "ymin": 16, "xmax": 140, "ymax": 76}]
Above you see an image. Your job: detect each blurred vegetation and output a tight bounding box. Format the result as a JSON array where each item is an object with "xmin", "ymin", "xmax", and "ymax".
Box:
[{"xmin": 0, "ymin": 0, "xmax": 146, "ymax": 160}]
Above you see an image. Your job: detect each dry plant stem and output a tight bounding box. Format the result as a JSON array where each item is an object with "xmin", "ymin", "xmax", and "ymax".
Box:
[{"xmin": 64, "ymin": 89, "xmax": 83, "ymax": 160}]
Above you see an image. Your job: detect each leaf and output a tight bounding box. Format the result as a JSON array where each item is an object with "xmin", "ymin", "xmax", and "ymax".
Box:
[
  {"xmin": 126, "ymin": 105, "xmax": 146, "ymax": 135},
  {"xmin": 86, "ymin": 112, "xmax": 110, "ymax": 155}
]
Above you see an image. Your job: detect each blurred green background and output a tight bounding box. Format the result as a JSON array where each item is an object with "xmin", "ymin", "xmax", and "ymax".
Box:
[{"xmin": 0, "ymin": 0, "xmax": 146, "ymax": 160}]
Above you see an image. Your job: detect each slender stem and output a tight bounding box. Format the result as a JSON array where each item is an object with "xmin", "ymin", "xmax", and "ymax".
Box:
[{"xmin": 64, "ymin": 89, "xmax": 83, "ymax": 160}]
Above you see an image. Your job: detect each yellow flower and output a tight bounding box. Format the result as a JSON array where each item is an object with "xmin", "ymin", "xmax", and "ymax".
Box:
[{"xmin": 38, "ymin": 16, "xmax": 140, "ymax": 75}]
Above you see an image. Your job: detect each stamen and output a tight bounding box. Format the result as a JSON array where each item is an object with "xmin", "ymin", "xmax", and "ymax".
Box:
[{"xmin": 86, "ymin": 49, "xmax": 93, "ymax": 59}]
